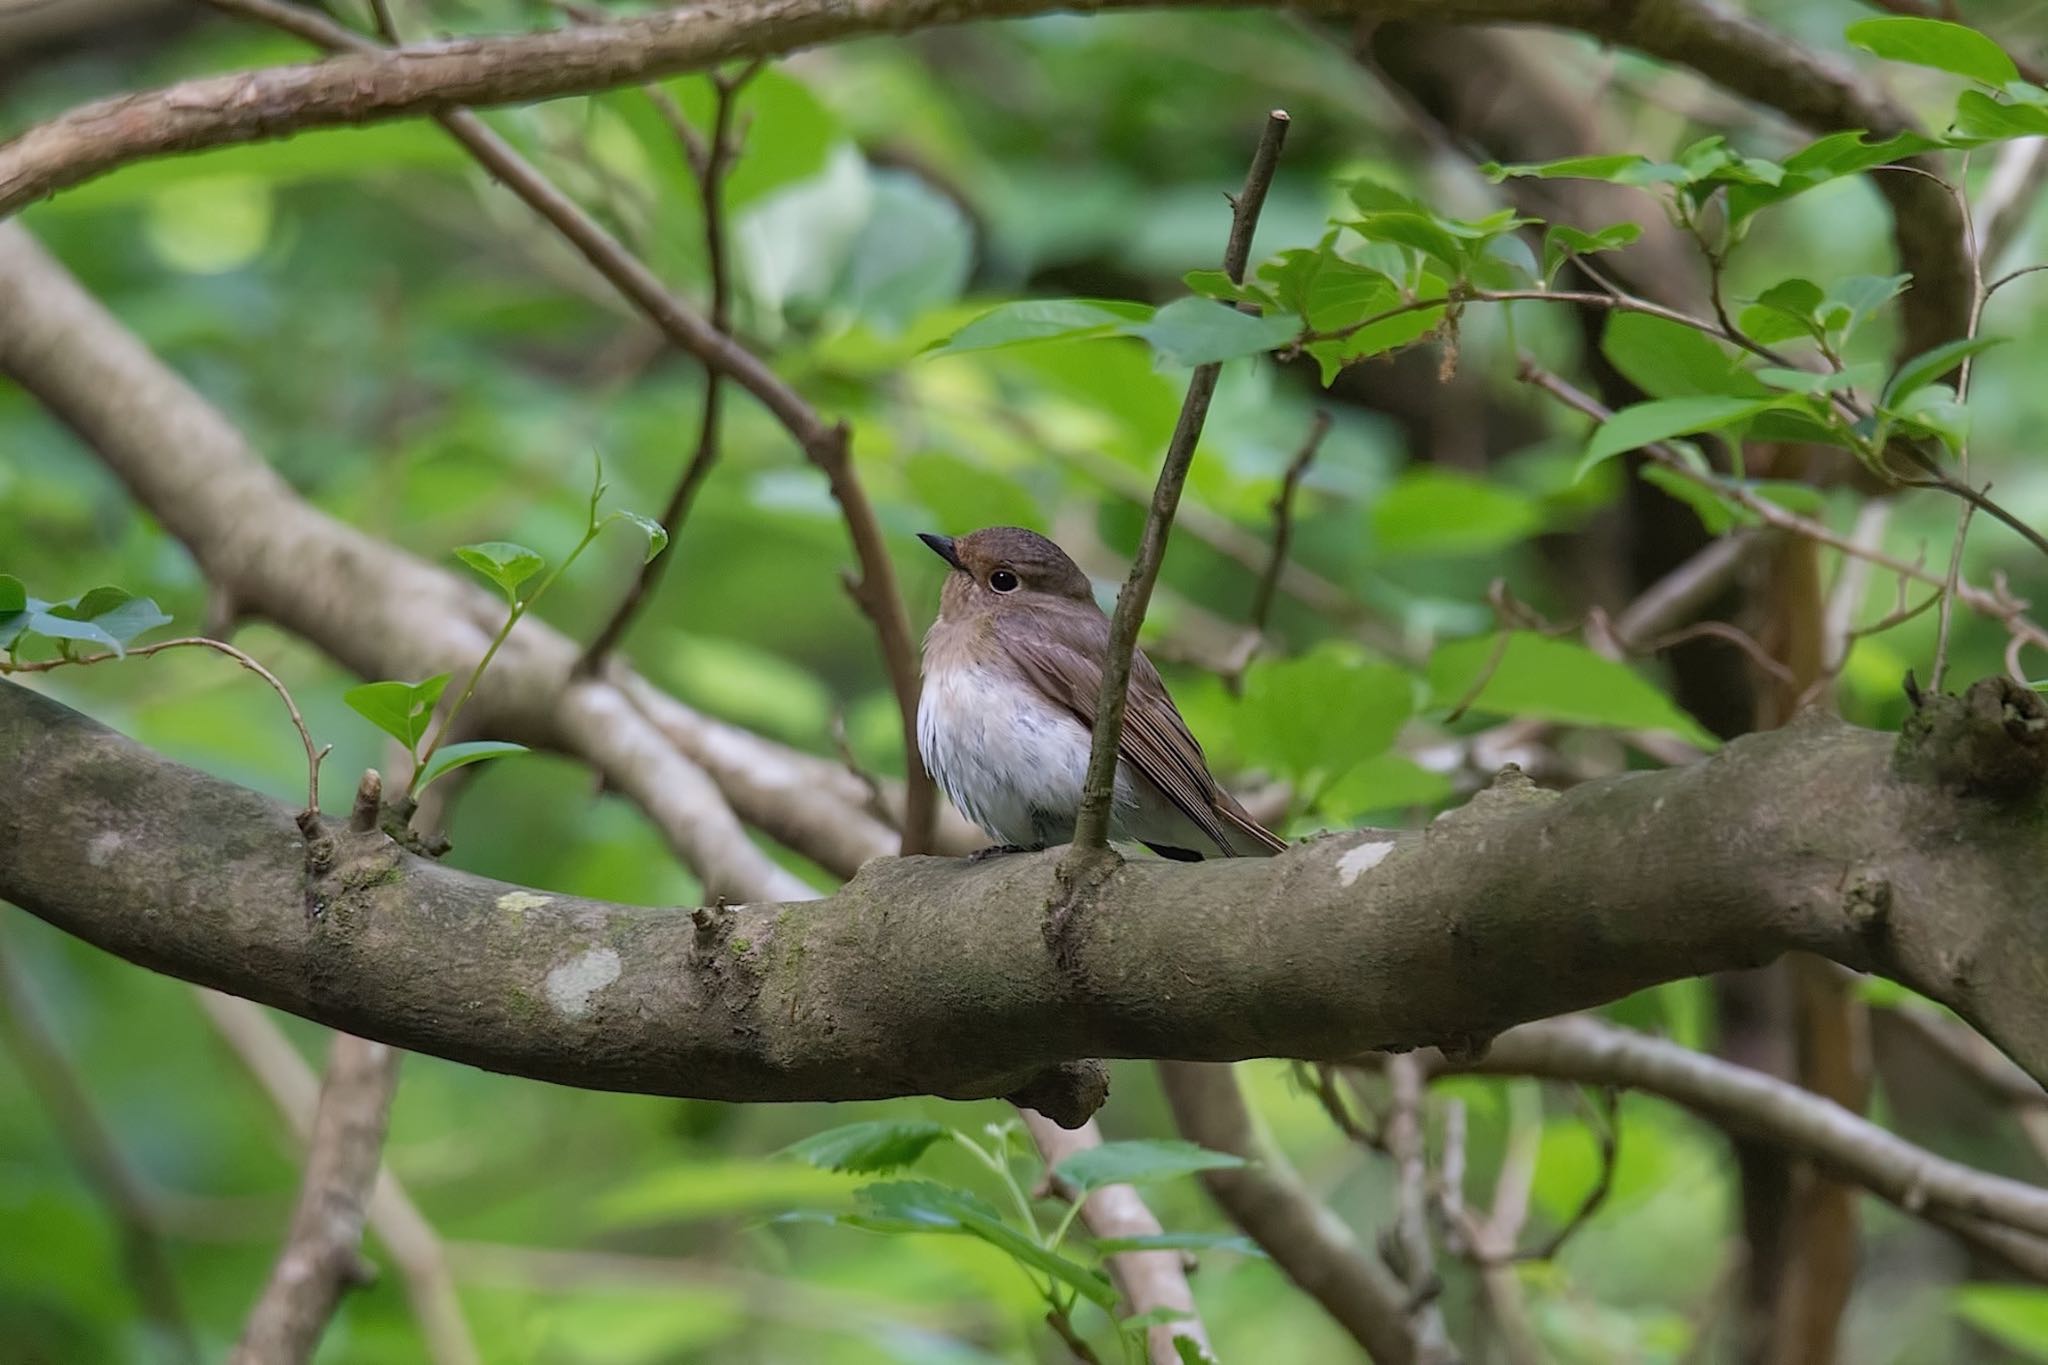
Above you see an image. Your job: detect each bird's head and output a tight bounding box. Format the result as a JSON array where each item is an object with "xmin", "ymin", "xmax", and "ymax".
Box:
[{"xmin": 918, "ymin": 527, "xmax": 1095, "ymax": 621}]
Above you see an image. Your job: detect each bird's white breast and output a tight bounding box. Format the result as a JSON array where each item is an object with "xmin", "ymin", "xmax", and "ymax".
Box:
[{"xmin": 917, "ymin": 657, "xmax": 1132, "ymax": 848}]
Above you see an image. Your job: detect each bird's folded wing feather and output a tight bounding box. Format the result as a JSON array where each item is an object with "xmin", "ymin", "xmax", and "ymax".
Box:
[{"xmin": 1002, "ymin": 606, "xmax": 1283, "ymax": 855}]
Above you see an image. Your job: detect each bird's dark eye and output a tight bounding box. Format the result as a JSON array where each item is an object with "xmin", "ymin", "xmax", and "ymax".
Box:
[{"xmin": 989, "ymin": 569, "xmax": 1020, "ymax": 594}]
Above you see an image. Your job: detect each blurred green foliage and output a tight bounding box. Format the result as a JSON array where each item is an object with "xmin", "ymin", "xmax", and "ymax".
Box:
[{"xmin": 7, "ymin": 2, "xmax": 2048, "ymax": 1361}]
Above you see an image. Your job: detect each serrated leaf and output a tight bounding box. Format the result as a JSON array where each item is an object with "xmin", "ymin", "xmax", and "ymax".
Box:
[
  {"xmin": 1885, "ymin": 336, "xmax": 2005, "ymax": 404},
  {"xmin": 344, "ymin": 674, "xmax": 451, "ymax": 751},
  {"xmin": 1428, "ymin": 632, "xmax": 1716, "ymax": 747},
  {"xmin": 850, "ymin": 1181, "xmax": 1118, "ymax": 1307},
  {"xmin": 1132, "ymin": 297, "xmax": 1300, "ymax": 368},
  {"xmin": 614, "ymin": 511, "xmax": 670, "ymax": 564},
  {"xmin": 455, "ymin": 541, "xmax": 545, "ymax": 602},
  {"xmin": 1846, "ymin": 16, "xmax": 2018, "ymax": 86},
  {"xmin": 930, "ymin": 299, "xmax": 1154, "ymax": 355},
  {"xmin": 415, "ymin": 740, "xmax": 528, "ymax": 789},
  {"xmin": 784, "ymin": 1121, "xmax": 950, "ymax": 1175},
  {"xmin": 1578, "ymin": 395, "xmax": 1786, "ymax": 479},
  {"xmin": 1052, "ymin": 1140, "xmax": 1246, "ymax": 1195}
]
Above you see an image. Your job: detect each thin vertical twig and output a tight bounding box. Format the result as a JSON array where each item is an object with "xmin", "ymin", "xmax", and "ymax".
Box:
[
  {"xmin": 1931, "ymin": 495, "xmax": 1980, "ymax": 696},
  {"xmin": 1069, "ymin": 110, "xmax": 1290, "ymax": 854},
  {"xmin": 0, "ymin": 930, "xmax": 199, "ymax": 1365},
  {"xmin": 230, "ymin": 1033, "xmax": 402, "ymax": 1365},
  {"xmin": 1246, "ymin": 408, "xmax": 1331, "ymax": 641},
  {"xmin": 579, "ymin": 61, "xmax": 763, "ymax": 670},
  {"xmin": 197, "ymin": 990, "xmax": 480, "ymax": 1365}
]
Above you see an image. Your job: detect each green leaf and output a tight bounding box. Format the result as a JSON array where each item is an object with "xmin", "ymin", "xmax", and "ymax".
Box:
[
  {"xmin": 1427, "ymin": 633, "xmax": 1716, "ymax": 746},
  {"xmin": 1369, "ymin": 467, "xmax": 1544, "ymax": 557},
  {"xmin": 784, "ymin": 1120, "xmax": 951, "ymax": 1175},
  {"xmin": 1578, "ymin": 395, "xmax": 1786, "ymax": 479},
  {"xmin": 1641, "ymin": 465, "xmax": 1749, "ymax": 536},
  {"xmin": 1952, "ymin": 89, "xmax": 2048, "ymax": 143},
  {"xmin": 1601, "ymin": 313, "xmax": 1769, "ymax": 401},
  {"xmin": 1739, "ymin": 277, "xmax": 1825, "ymax": 344},
  {"xmin": 1954, "ymin": 1284, "xmax": 2048, "ymax": 1361},
  {"xmin": 1889, "ymin": 383, "xmax": 1971, "ymax": 450},
  {"xmin": 415, "ymin": 740, "xmax": 529, "ymax": 789},
  {"xmin": 343, "ymin": 674, "xmax": 451, "ymax": 751},
  {"xmin": 1053, "ymin": 1140, "xmax": 1246, "ymax": 1195},
  {"xmin": 1542, "ymin": 221, "xmax": 1642, "ymax": 282},
  {"xmin": 1483, "ymin": 154, "xmax": 1681, "ymax": 186},
  {"xmin": 613, "ymin": 511, "xmax": 670, "ymax": 564},
  {"xmin": 0, "ymin": 575, "xmax": 27, "ymax": 650},
  {"xmin": 1885, "ymin": 336, "xmax": 2005, "ymax": 404},
  {"xmin": 1846, "ymin": 17, "xmax": 2018, "ymax": 86},
  {"xmin": 455, "ymin": 541, "xmax": 545, "ymax": 602},
  {"xmin": 849, "ymin": 1181, "xmax": 1118, "ymax": 1307},
  {"xmin": 931, "ymin": 298, "xmax": 1154, "ymax": 355},
  {"xmin": 1315, "ymin": 752, "xmax": 1456, "ymax": 818},
  {"xmin": 1753, "ymin": 362, "xmax": 1885, "ymax": 395},
  {"xmin": 1348, "ymin": 211, "xmax": 1466, "ymax": 269},
  {"xmin": 1175, "ymin": 1337, "xmax": 1220, "ymax": 1365},
  {"xmin": 1131, "ymin": 298, "xmax": 1300, "ymax": 368},
  {"xmin": 29, "ymin": 587, "xmax": 172, "ymax": 658},
  {"xmin": 1096, "ymin": 1232, "xmax": 1267, "ymax": 1258},
  {"xmin": 1239, "ymin": 646, "xmax": 1414, "ymax": 787},
  {"xmin": 1820, "ymin": 273, "xmax": 1910, "ymax": 340}
]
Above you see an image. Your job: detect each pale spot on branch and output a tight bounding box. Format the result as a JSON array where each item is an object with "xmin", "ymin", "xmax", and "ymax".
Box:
[{"xmin": 543, "ymin": 947, "xmax": 620, "ymax": 1019}]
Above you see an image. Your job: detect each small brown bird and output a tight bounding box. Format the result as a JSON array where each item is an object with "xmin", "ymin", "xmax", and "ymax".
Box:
[{"xmin": 917, "ymin": 526, "xmax": 1285, "ymax": 860}]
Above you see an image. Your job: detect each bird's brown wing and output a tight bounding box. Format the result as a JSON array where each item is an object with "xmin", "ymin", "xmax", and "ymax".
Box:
[{"xmin": 1003, "ymin": 602, "xmax": 1284, "ymax": 856}]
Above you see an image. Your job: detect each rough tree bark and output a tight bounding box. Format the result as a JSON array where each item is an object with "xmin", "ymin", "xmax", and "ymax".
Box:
[{"xmin": 6, "ymin": 672, "xmax": 2047, "ymax": 1128}]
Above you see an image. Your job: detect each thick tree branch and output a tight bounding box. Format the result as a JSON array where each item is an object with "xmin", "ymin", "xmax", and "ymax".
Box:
[
  {"xmin": 9, "ymin": 673, "xmax": 2048, "ymax": 1128},
  {"xmin": 230, "ymin": 1033, "xmax": 400, "ymax": 1365}
]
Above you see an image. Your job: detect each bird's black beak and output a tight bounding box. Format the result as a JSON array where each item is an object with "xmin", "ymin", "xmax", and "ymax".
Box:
[{"xmin": 918, "ymin": 532, "xmax": 964, "ymax": 571}]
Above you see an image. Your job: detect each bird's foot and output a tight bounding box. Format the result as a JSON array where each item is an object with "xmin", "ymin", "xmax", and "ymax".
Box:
[{"xmin": 969, "ymin": 843, "xmax": 1040, "ymax": 862}]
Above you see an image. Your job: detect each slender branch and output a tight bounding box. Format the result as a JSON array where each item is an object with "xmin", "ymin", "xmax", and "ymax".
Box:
[
  {"xmin": 1069, "ymin": 109, "xmax": 1289, "ymax": 853},
  {"xmin": 1440, "ymin": 1017, "xmax": 2048, "ymax": 1245},
  {"xmin": 230, "ymin": 1032, "xmax": 401, "ymax": 1365},
  {"xmin": 196, "ymin": 990, "xmax": 481, "ymax": 1365},
  {"xmin": 1023, "ymin": 1112, "xmax": 1209, "ymax": 1365},
  {"xmin": 1384, "ymin": 1054, "xmax": 1453, "ymax": 1362},
  {"xmin": 1158, "ymin": 1062, "xmax": 1415, "ymax": 1364},
  {"xmin": 579, "ymin": 59, "xmax": 763, "ymax": 670},
  {"xmin": 1931, "ymin": 495, "xmax": 1979, "ymax": 695},
  {"xmin": 203, "ymin": 0, "xmax": 938, "ymax": 855},
  {"xmin": 1517, "ymin": 358, "xmax": 2048, "ymax": 662},
  {"xmin": 1246, "ymin": 408, "xmax": 1331, "ymax": 642},
  {"xmin": 0, "ymin": 928, "xmax": 199, "ymax": 1365}
]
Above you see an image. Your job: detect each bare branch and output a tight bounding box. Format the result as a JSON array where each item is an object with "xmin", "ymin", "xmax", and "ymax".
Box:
[
  {"xmin": 1245, "ymin": 408, "xmax": 1331, "ymax": 645},
  {"xmin": 1023, "ymin": 1111, "xmax": 1210, "ymax": 1365},
  {"xmin": 1445, "ymin": 1017, "xmax": 2048, "ymax": 1249},
  {"xmin": 1070, "ymin": 109, "xmax": 1289, "ymax": 853},
  {"xmin": 1158, "ymin": 1062, "xmax": 1415, "ymax": 1363},
  {"xmin": 197, "ymin": 990, "xmax": 480, "ymax": 1365},
  {"xmin": 12, "ymin": 674, "xmax": 2048, "ymax": 1125},
  {"xmin": 230, "ymin": 1033, "xmax": 400, "ymax": 1365}
]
